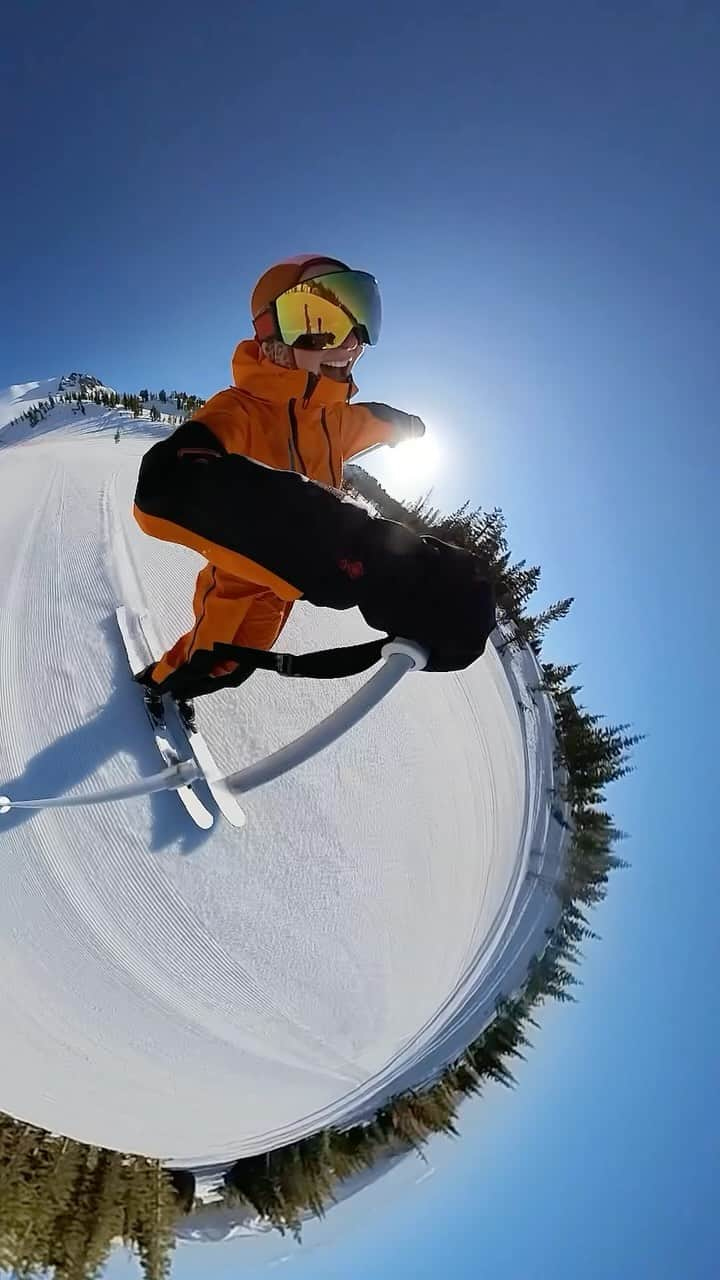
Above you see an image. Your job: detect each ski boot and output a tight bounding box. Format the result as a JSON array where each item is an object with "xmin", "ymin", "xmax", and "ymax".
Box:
[
  {"xmin": 175, "ymin": 696, "xmax": 197, "ymax": 734},
  {"xmin": 133, "ymin": 663, "xmax": 164, "ymax": 725}
]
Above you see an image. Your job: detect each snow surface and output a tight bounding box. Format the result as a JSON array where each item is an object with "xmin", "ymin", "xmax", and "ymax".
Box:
[{"xmin": 0, "ymin": 393, "xmax": 566, "ymax": 1167}]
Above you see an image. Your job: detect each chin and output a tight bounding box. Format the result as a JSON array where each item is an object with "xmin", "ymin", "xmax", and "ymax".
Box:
[{"xmin": 320, "ymin": 363, "xmax": 353, "ymax": 383}]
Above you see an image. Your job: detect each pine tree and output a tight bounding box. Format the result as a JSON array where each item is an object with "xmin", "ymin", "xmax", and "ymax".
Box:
[
  {"xmin": 225, "ymin": 1152, "xmax": 301, "ymax": 1237},
  {"xmin": 48, "ymin": 1144, "xmax": 100, "ymax": 1279},
  {"xmin": 326, "ymin": 1125, "xmax": 377, "ymax": 1179},
  {"xmin": 514, "ymin": 597, "xmax": 574, "ymax": 653},
  {"xmin": 538, "ymin": 661, "xmax": 580, "ymax": 697},
  {"xmin": 131, "ymin": 1163, "xmax": 176, "ymax": 1280},
  {"xmin": 6, "ymin": 1137, "xmax": 83, "ymax": 1278},
  {"xmin": 167, "ymin": 1169, "xmax": 195, "ymax": 1215}
]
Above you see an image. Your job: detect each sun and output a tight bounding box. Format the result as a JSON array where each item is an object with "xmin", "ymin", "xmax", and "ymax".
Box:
[{"xmin": 373, "ymin": 434, "xmax": 446, "ymax": 501}]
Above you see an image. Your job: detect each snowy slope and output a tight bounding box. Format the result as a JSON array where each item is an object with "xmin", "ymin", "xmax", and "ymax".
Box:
[
  {"xmin": 0, "ymin": 377, "xmax": 62, "ymax": 425},
  {"xmin": 0, "ymin": 373, "xmax": 113, "ymax": 430},
  {"xmin": 0, "ymin": 394, "xmax": 562, "ymax": 1166}
]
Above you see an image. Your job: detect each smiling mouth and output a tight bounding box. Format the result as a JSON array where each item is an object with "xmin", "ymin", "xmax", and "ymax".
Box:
[{"xmin": 320, "ymin": 359, "xmax": 352, "ymax": 381}]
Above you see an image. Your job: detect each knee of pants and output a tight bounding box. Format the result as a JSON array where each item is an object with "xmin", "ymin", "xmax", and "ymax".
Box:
[
  {"xmin": 153, "ymin": 578, "xmax": 291, "ymax": 682},
  {"xmin": 231, "ymin": 595, "xmax": 292, "ymax": 650}
]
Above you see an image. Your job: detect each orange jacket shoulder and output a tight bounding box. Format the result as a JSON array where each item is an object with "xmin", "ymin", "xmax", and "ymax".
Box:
[{"xmin": 191, "ymin": 388, "xmax": 249, "ymax": 454}]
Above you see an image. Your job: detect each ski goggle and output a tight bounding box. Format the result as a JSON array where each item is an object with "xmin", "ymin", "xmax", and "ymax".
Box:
[{"xmin": 254, "ymin": 270, "xmax": 382, "ymax": 350}]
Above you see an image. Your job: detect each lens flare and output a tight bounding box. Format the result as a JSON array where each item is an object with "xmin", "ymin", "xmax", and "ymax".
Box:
[{"xmin": 374, "ymin": 434, "xmax": 446, "ymax": 501}]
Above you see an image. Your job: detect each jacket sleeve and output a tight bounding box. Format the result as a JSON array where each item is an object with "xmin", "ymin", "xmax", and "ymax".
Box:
[
  {"xmin": 133, "ymin": 420, "xmax": 496, "ymax": 670},
  {"xmin": 340, "ymin": 402, "xmax": 426, "ymax": 460},
  {"xmin": 133, "ymin": 419, "xmax": 303, "ymax": 600},
  {"xmin": 186, "ymin": 388, "xmax": 248, "ymax": 452}
]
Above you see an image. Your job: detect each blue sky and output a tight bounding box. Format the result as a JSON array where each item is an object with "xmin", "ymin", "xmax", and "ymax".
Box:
[{"xmin": 3, "ymin": 1, "xmax": 719, "ymax": 1276}]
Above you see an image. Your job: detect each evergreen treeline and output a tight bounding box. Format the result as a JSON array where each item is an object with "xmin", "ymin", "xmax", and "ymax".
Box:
[
  {"xmin": 138, "ymin": 389, "xmax": 204, "ymax": 414},
  {"xmin": 4, "ymin": 390, "xmax": 125, "ymax": 432},
  {"xmin": 0, "ymin": 460, "xmax": 638, "ymax": 1262},
  {"xmin": 0, "ymin": 1116, "xmax": 180, "ymax": 1278},
  {"xmin": 3, "ymin": 385, "xmax": 205, "ymax": 435}
]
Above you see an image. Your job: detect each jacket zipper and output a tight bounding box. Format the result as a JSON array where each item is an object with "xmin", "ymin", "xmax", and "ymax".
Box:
[
  {"xmin": 288, "ymin": 398, "xmax": 308, "ymax": 474},
  {"xmin": 320, "ymin": 409, "xmax": 337, "ymax": 487}
]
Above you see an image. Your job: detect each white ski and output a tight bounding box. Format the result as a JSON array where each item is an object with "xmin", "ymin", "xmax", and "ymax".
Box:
[
  {"xmin": 116, "ymin": 606, "xmax": 214, "ymax": 830},
  {"xmin": 169, "ymin": 703, "xmax": 246, "ymax": 829},
  {"xmin": 118, "ymin": 606, "xmax": 246, "ymax": 829}
]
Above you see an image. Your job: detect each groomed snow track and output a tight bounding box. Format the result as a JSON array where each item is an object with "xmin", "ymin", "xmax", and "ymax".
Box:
[{"xmin": 0, "ymin": 397, "xmax": 559, "ymax": 1166}]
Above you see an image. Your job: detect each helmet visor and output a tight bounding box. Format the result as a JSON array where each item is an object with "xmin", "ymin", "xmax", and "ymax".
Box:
[{"xmin": 273, "ymin": 270, "xmax": 381, "ymax": 350}]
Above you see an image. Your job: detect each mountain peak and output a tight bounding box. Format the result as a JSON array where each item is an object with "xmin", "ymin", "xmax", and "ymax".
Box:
[{"xmin": 57, "ymin": 372, "xmax": 106, "ymax": 394}]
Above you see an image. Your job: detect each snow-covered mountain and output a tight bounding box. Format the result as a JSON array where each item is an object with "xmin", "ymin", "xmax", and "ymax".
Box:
[
  {"xmin": 0, "ymin": 373, "xmax": 112, "ymax": 428},
  {"xmin": 0, "ymin": 373, "xmax": 198, "ymax": 444},
  {"xmin": 0, "ymin": 381, "xmax": 567, "ymax": 1167},
  {"xmin": 57, "ymin": 372, "xmax": 108, "ymax": 396}
]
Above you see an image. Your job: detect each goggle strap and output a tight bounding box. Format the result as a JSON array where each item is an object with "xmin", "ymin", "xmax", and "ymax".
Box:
[{"xmin": 253, "ymin": 308, "xmax": 278, "ymax": 343}]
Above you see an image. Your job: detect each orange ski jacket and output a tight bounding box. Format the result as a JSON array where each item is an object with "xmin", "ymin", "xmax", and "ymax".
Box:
[
  {"xmin": 192, "ymin": 338, "xmax": 423, "ymax": 486},
  {"xmin": 134, "ymin": 339, "xmax": 425, "ymax": 597}
]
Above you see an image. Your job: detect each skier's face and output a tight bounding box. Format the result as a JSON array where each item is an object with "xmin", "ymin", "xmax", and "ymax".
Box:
[
  {"xmin": 263, "ymin": 260, "xmax": 366, "ymax": 383},
  {"xmin": 291, "ymin": 329, "xmax": 364, "ymax": 383},
  {"xmin": 262, "ymin": 329, "xmax": 363, "ymax": 383}
]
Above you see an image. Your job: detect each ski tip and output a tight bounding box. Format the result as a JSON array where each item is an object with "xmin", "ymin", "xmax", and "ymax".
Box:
[
  {"xmin": 0, "ymin": 795, "xmax": 11, "ymax": 815},
  {"xmin": 216, "ymin": 801, "xmax": 246, "ymax": 829},
  {"xmin": 189, "ymin": 799, "xmax": 215, "ymax": 830},
  {"xmin": 205, "ymin": 780, "xmax": 247, "ymax": 827}
]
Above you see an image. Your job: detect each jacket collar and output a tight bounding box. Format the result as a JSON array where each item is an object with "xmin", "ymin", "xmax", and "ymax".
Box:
[{"xmin": 231, "ymin": 339, "xmax": 356, "ymax": 407}]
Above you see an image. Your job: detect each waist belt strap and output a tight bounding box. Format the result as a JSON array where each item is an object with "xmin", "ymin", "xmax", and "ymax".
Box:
[
  {"xmin": 159, "ymin": 636, "xmax": 391, "ymax": 699},
  {"xmin": 210, "ymin": 637, "xmax": 388, "ymax": 680}
]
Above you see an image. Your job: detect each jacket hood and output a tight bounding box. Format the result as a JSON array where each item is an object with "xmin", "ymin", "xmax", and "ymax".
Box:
[{"xmin": 231, "ymin": 340, "xmax": 357, "ymax": 406}]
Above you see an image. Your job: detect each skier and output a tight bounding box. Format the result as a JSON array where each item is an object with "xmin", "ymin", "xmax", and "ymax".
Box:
[{"xmin": 133, "ymin": 254, "xmax": 496, "ymax": 713}]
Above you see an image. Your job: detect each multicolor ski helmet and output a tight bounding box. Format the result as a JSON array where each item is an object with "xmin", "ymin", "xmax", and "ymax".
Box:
[{"xmin": 251, "ymin": 255, "xmax": 382, "ymax": 351}]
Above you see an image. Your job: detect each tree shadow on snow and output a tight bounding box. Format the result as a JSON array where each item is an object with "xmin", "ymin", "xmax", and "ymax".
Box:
[{"xmin": 0, "ymin": 616, "xmax": 212, "ymax": 857}]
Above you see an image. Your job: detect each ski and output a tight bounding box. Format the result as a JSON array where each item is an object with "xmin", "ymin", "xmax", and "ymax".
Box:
[
  {"xmin": 116, "ymin": 606, "xmax": 214, "ymax": 830},
  {"xmin": 170, "ymin": 700, "xmax": 246, "ymax": 828},
  {"xmin": 117, "ymin": 606, "xmax": 246, "ymax": 829}
]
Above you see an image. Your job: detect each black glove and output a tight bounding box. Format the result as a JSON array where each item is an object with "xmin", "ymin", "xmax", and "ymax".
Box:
[
  {"xmin": 352, "ymin": 404, "xmax": 425, "ymax": 448},
  {"xmin": 388, "ymin": 412, "xmax": 426, "ymax": 448},
  {"xmin": 356, "ymin": 531, "xmax": 497, "ymax": 671}
]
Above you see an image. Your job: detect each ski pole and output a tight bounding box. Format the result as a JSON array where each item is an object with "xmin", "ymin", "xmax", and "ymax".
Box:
[
  {"xmin": 0, "ymin": 641, "xmax": 428, "ymax": 817},
  {"xmin": 0, "ymin": 760, "xmax": 199, "ymax": 814},
  {"xmin": 223, "ymin": 641, "xmax": 427, "ymax": 798}
]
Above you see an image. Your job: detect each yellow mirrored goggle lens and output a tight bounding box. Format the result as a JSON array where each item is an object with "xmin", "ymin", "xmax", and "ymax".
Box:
[
  {"xmin": 275, "ymin": 287, "xmax": 354, "ymax": 350},
  {"xmin": 273, "ymin": 271, "xmax": 381, "ymax": 350}
]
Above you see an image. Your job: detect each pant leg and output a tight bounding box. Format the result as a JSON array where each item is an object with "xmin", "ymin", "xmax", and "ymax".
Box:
[
  {"xmin": 233, "ymin": 594, "xmax": 294, "ymax": 648},
  {"xmin": 151, "ymin": 564, "xmax": 292, "ymax": 685},
  {"xmin": 274, "ymin": 600, "xmax": 294, "ymax": 642}
]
